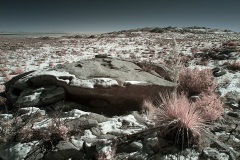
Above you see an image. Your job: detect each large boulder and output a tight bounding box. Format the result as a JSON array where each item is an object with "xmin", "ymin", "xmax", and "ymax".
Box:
[
  {"xmin": 43, "ymin": 141, "xmax": 83, "ymax": 160},
  {"xmin": 4, "ymin": 58, "xmax": 176, "ymax": 115}
]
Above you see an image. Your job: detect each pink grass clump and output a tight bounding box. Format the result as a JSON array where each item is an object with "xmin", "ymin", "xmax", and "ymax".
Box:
[
  {"xmin": 227, "ymin": 61, "xmax": 240, "ymax": 71},
  {"xmin": 48, "ymin": 122, "xmax": 70, "ymax": 141},
  {"xmin": 2, "ymin": 72, "xmax": 13, "ymax": 81},
  {"xmin": 194, "ymin": 93, "xmax": 224, "ymax": 121},
  {"xmin": 0, "ymin": 68, "xmax": 8, "ymax": 72},
  {"xmin": 49, "ymin": 62, "xmax": 55, "ymax": 67},
  {"xmin": 11, "ymin": 67, "xmax": 25, "ymax": 75},
  {"xmin": 17, "ymin": 126, "xmax": 35, "ymax": 142},
  {"xmin": 144, "ymin": 93, "xmax": 208, "ymax": 147},
  {"xmin": 17, "ymin": 122, "xmax": 70, "ymax": 142},
  {"xmin": 179, "ymin": 68, "xmax": 216, "ymax": 95},
  {"xmin": 0, "ymin": 85, "xmax": 5, "ymax": 93}
]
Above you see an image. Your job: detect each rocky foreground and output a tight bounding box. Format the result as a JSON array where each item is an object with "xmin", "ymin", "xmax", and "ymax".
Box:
[{"xmin": 0, "ymin": 27, "xmax": 240, "ymax": 159}]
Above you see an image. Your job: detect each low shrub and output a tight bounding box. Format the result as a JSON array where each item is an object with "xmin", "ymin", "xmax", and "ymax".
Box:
[
  {"xmin": 0, "ymin": 117, "xmax": 23, "ymax": 142},
  {"xmin": 0, "ymin": 114, "xmax": 74, "ymax": 144},
  {"xmin": 16, "ymin": 121, "xmax": 70, "ymax": 143},
  {"xmin": 227, "ymin": 61, "xmax": 240, "ymax": 71},
  {"xmin": 194, "ymin": 93, "xmax": 224, "ymax": 121},
  {"xmin": 178, "ymin": 68, "xmax": 216, "ymax": 96}
]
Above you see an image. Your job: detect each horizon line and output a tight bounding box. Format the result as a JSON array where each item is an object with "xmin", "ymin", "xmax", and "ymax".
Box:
[{"xmin": 0, "ymin": 26, "xmax": 239, "ymax": 34}]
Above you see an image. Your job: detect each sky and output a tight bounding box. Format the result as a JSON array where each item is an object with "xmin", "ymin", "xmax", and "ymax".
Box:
[{"xmin": 0, "ymin": 0, "xmax": 239, "ymax": 33}]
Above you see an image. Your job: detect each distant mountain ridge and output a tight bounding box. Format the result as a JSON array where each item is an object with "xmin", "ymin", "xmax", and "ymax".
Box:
[
  {"xmin": 108, "ymin": 26, "xmax": 238, "ymax": 35},
  {"xmin": 0, "ymin": 32, "xmax": 72, "ymax": 38}
]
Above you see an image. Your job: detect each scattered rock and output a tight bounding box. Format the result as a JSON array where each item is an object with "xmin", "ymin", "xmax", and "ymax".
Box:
[
  {"xmin": 66, "ymin": 118, "xmax": 98, "ymax": 129},
  {"xmin": 88, "ymin": 35, "xmax": 95, "ymax": 38},
  {"xmin": 212, "ymin": 67, "xmax": 226, "ymax": 77},
  {"xmin": 43, "ymin": 141, "xmax": 83, "ymax": 160},
  {"xmin": 189, "ymin": 95, "xmax": 201, "ymax": 102},
  {"xmin": 208, "ymin": 134, "xmax": 240, "ymax": 160},
  {"xmin": 18, "ymin": 107, "xmax": 45, "ymax": 121},
  {"xmin": 95, "ymin": 54, "xmax": 109, "ymax": 58},
  {"xmin": 24, "ymin": 144, "xmax": 44, "ymax": 160},
  {"xmin": 155, "ymin": 149, "xmax": 200, "ymax": 160},
  {"xmin": 88, "ymin": 113, "xmax": 110, "ymax": 123},
  {"xmin": 115, "ymin": 152, "xmax": 148, "ymax": 160},
  {"xmin": 210, "ymin": 122, "xmax": 227, "ymax": 133},
  {"xmin": 67, "ymin": 109, "xmax": 90, "ymax": 117},
  {"xmin": 117, "ymin": 141, "xmax": 143, "ymax": 153},
  {"xmin": 0, "ymin": 141, "xmax": 39, "ymax": 160},
  {"xmin": 225, "ymin": 101, "xmax": 239, "ymax": 109},
  {"xmin": 200, "ymin": 147, "xmax": 229, "ymax": 160},
  {"xmin": 82, "ymin": 141, "xmax": 97, "ymax": 159},
  {"xmin": 206, "ymin": 51, "xmax": 236, "ymax": 60},
  {"xmin": 90, "ymin": 127, "xmax": 102, "ymax": 136},
  {"xmin": 227, "ymin": 111, "xmax": 239, "ymax": 118},
  {"xmin": 0, "ymin": 114, "xmax": 13, "ymax": 121}
]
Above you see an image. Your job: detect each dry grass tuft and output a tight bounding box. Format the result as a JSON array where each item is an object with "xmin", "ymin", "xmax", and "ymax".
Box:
[
  {"xmin": 194, "ymin": 93, "xmax": 224, "ymax": 121},
  {"xmin": 16, "ymin": 121, "xmax": 70, "ymax": 143},
  {"xmin": 142, "ymin": 99, "xmax": 157, "ymax": 116},
  {"xmin": 0, "ymin": 117, "xmax": 23, "ymax": 142},
  {"xmin": 11, "ymin": 67, "xmax": 25, "ymax": 75},
  {"xmin": 0, "ymin": 115, "xmax": 72, "ymax": 144},
  {"xmin": 142, "ymin": 90, "xmax": 224, "ymax": 148},
  {"xmin": 166, "ymin": 38, "xmax": 184, "ymax": 83},
  {"xmin": 2, "ymin": 72, "xmax": 12, "ymax": 81},
  {"xmin": 179, "ymin": 68, "xmax": 217, "ymax": 95},
  {"xmin": 144, "ymin": 93, "xmax": 208, "ymax": 148}
]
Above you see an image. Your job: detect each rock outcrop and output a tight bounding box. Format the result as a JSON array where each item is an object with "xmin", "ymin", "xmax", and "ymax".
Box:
[{"xmin": 4, "ymin": 58, "xmax": 176, "ymax": 115}]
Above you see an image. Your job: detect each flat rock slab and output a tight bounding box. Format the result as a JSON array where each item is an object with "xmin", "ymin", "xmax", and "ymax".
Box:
[{"xmin": 5, "ymin": 58, "xmax": 176, "ymax": 115}]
